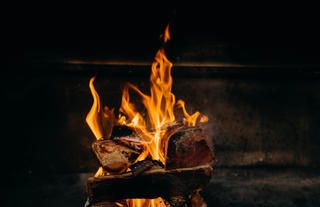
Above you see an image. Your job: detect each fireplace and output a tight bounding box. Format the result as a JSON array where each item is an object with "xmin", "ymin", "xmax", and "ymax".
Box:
[{"xmin": 4, "ymin": 5, "xmax": 320, "ymax": 207}]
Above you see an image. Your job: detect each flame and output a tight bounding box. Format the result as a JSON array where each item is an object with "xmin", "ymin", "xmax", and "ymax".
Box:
[
  {"xmin": 200, "ymin": 115, "xmax": 209, "ymax": 123},
  {"xmin": 160, "ymin": 24, "xmax": 171, "ymax": 43},
  {"xmin": 86, "ymin": 24, "xmax": 208, "ymax": 207},
  {"xmin": 86, "ymin": 77, "xmax": 116, "ymax": 140},
  {"xmin": 94, "ymin": 166, "xmax": 110, "ymax": 177},
  {"xmin": 118, "ymin": 47, "xmax": 176, "ymax": 163},
  {"xmin": 126, "ymin": 198, "xmax": 167, "ymax": 207},
  {"xmin": 94, "ymin": 166, "xmax": 104, "ymax": 177},
  {"xmin": 115, "ymin": 202, "xmax": 125, "ymax": 207}
]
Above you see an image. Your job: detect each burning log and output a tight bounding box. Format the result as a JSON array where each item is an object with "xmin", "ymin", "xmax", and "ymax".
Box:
[
  {"xmin": 110, "ymin": 125, "xmax": 135, "ymax": 139},
  {"xmin": 109, "ymin": 125, "xmax": 146, "ymax": 152},
  {"xmin": 129, "ymin": 160, "xmax": 164, "ymax": 176},
  {"xmin": 92, "ymin": 140, "xmax": 140, "ymax": 174},
  {"xmin": 87, "ymin": 164, "xmax": 213, "ymax": 205},
  {"xmin": 85, "ymin": 26, "xmax": 213, "ymax": 206},
  {"xmin": 167, "ymin": 191, "xmax": 206, "ymax": 207},
  {"xmin": 166, "ymin": 126, "xmax": 213, "ymax": 169},
  {"xmin": 189, "ymin": 191, "xmax": 207, "ymax": 207},
  {"xmin": 89, "ymin": 125, "xmax": 214, "ymax": 206}
]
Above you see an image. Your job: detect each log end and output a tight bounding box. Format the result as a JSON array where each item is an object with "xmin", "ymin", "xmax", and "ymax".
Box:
[
  {"xmin": 92, "ymin": 140, "xmax": 140, "ymax": 174},
  {"xmin": 166, "ymin": 127, "xmax": 214, "ymax": 169}
]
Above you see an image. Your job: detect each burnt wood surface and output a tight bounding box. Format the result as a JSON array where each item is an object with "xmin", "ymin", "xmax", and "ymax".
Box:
[
  {"xmin": 87, "ymin": 164, "xmax": 213, "ymax": 204},
  {"xmin": 166, "ymin": 126, "xmax": 213, "ymax": 169},
  {"xmin": 92, "ymin": 140, "xmax": 140, "ymax": 174},
  {"xmin": 166, "ymin": 191, "xmax": 207, "ymax": 207},
  {"xmin": 188, "ymin": 191, "xmax": 207, "ymax": 207}
]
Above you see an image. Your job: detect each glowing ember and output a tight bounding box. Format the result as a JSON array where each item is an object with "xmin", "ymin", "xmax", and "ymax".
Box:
[
  {"xmin": 126, "ymin": 198, "xmax": 168, "ymax": 207},
  {"xmin": 86, "ymin": 24, "xmax": 208, "ymax": 207},
  {"xmin": 94, "ymin": 166, "xmax": 109, "ymax": 177}
]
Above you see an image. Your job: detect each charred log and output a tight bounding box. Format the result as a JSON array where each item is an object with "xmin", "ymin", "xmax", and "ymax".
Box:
[
  {"xmin": 110, "ymin": 125, "xmax": 144, "ymax": 152},
  {"xmin": 87, "ymin": 164, "xmax": 213, "ymax": 204},
  {"xmin": 112, "ymin": 136, "xmax": 144, "ymax": 152},
  {"xmin": 166, "ymin": 191, "xmax": 206, "ymax": 207},
  {"xmin": 129, "ymin": 160, "xmax": 164, "ymax": 176},
  {"xmin": 189, "ymin": 191, "xmax": 207, "ymax": 207},
  {"xmin": 166, "ymin": 126, "xmax": 213, "ymax": 169},
  {"xmin": 166, "ymin": 195, "xmax": 187, "ymax": 207},
  {"xmin": 110, "ymin": 125, "xmax": 134, "ymax": 139},
  {"xmin": 92, "ymin": 140, "xmax": 140, "ymax": 174}
]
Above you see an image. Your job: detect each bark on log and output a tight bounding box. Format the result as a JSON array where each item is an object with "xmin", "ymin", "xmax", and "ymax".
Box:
[
  {"xmin": 92, "ymin": 140, "xmax": 140, "ymax": 174},
  {"xmin": 110, "ymin": 125, "xmax": 134, "ymax": 138},
  {"xmin": 189, "ymin": 191, "xmax": 207, "ymax": 207},
  {"xmin": 166, "ymin": 126, "xmax": 213, "ymax": 169},
  {"xmin": 166, "ymin": 191, "xmax": 206, "ymax": 207},
  {"xmin": 87, "ymin": 164, "xmax": 213, "ymax": 204},
  {"xmin": 166, "ymin": 195, "xmax": 187, "ymax": 207},
  {"xmin": 129, "ymin": 160, "xmax": 164, "ymax": 176},
  {"xmin": 110, "ymin": 125, "xmax": 144, "ymax": 152}
]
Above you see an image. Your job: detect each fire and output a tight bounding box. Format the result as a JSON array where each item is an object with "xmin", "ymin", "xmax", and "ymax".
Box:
[
  {"xmin": 126, "ymin": 198, "xmax": 167, "ymax": 207},
  {"xmin": 86, "ymin": 25, "xmax": 207, "ymax": 206},
  {"xmin": 86, "ymin": 77, "xmax": 116, "ymax": 140},
  {"xmin": 94, "ymin": 166, "xmax": 110, "ymax": 177}
]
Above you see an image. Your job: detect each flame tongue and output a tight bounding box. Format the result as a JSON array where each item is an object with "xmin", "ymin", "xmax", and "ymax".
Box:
[
  {"xmin": 119, "ymin": 39, "xmax": 175, "ymax": 164},
  {"xmin": 86, "ymin": 77, "xmax": 116, "ymax": 140}
]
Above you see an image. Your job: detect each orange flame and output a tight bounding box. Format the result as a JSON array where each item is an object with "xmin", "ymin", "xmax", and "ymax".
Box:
[
  {"xmin": 86, "ymin": 77, "xmax": 116, "ymax": 140},
  {"xmin": 126, "ymin": 198, "xmax": 167, "ymax": 207},
  {"xmin": 94, "ymin": 166, "xmax": 110, "ymax": 177},
  {"xmin": 118, "ymin": 47, "xmax": 176, "ymax": 163},
  {"xmin": 86, "ymin": 24, "xmax": 207, "ymax": 207}
]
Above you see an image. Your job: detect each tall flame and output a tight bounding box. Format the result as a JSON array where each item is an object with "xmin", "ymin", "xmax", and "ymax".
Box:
[
  {"xmin": 86, "ymin": 77, "xmax": 116, "ymax": 140},
  {"xmin": 86, "ymin": 25, "xmax": 208, "ymax": 207}
]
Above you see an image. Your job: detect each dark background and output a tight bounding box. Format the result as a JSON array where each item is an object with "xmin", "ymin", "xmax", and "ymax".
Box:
[
  {"xmin": 3, "ymin": 3, "xmax": 320, "ymax": 207},
  {"xmin": 6, "ymin": 3, "xmax": 320, "ymax": 65}
]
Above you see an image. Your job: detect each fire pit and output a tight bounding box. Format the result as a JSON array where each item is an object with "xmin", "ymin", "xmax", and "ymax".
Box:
[{"xmin": 84, "ymin": 25, "xmax": 214, "ymax": 206}]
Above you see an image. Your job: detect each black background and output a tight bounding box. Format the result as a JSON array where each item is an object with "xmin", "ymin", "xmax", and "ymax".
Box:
[{"xmin": 5, "ymin": 2, "xmax": 320, "ymax": 65}]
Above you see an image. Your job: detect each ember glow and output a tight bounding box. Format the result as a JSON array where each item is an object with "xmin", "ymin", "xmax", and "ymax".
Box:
[{"xmin": 86, "ymin": 25, "xmax": 208, "ymax": 206}]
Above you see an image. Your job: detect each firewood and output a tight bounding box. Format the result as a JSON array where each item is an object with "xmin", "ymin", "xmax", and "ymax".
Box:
[
  {"xmin": 110, "ymin": 125, "xmax": 144, "ymax": 152},
  {"xmin": 87, "ymin": 164, "xmax": 213, "ymax": 204},
  {"xmin": 92, "ymin": 140, "xmax": 140, "ymax": 174},
  {"xmin": 112, "ymin": 136, "xmax": 144, "ymax": 152},
  {"xmin": 110, "ymin": 125, "xmax": 134, "ymax": 139},
  {"xmin": 166, "ymin": 190, "xmax": 206, "ymax": 207},
  {"xmin": 166, "ymin": 195, "xmax": 187, "ymax": 207},
  {"xmin": 166, "ymin": 126, "xmax": 213, "ymax": 169},
  {"xmin": 111, "ymin": 122, "xmax": 184, "ymax": 153},
  {"xmin": 129, "ymin": 160, "xmax": 164, "ymax": 176},
  {"xmin": 189, "ymin": 191, "xmax": 207, "ymax": 207}
]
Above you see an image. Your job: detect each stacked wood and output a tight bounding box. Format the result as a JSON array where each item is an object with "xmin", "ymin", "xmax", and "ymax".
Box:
[{"xmin": 87, "ymin": 123, "xmax": 214, "ymax": 206}]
